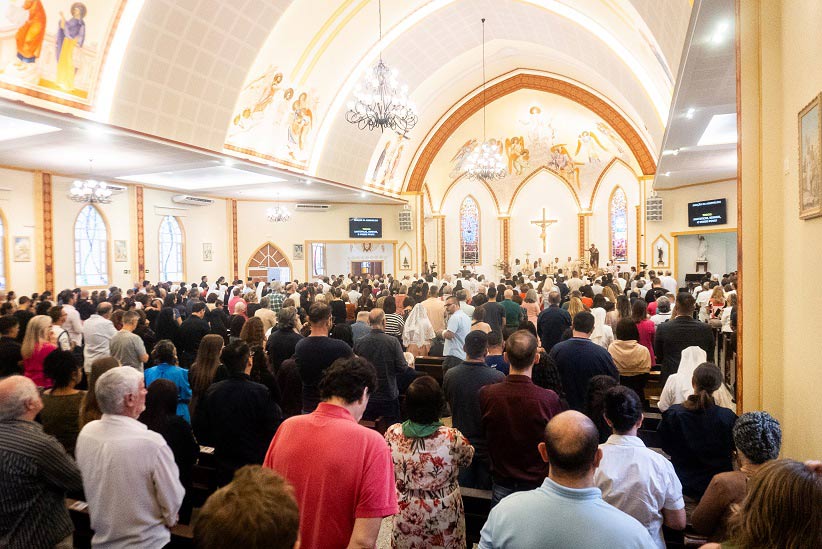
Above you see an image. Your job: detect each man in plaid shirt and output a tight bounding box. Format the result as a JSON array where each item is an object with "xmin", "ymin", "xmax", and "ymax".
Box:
[{"xmin": 268, "ymin": 281, "xmax": 286, "ymax": 313}]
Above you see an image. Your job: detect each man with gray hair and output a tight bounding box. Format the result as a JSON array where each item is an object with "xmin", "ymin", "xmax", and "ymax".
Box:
[
  {"xmin": 82, "ymin": 301, "xmax": 117, "ymax": 374},
  {"xmin": 76, "ymin": 367, "xmax": 184, "ymax": 548},
  {"xmin": 109, "ymin": 310, "xmax": 149, "ymax": 371},
  {"xmin": 0, "ymin": 376, "xmax": 82, "ymax": 548}
]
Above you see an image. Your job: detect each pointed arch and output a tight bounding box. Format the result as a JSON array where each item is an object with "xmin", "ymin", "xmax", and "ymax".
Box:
[
  {"xmin": 589, "ymin": 156, "xmax": 640, "ymax": 210},
  {"xmin": 439, "ymin": 173, "xmax": 500, "ymax": 213},
  {"xmin": 609, "ymin": 186, "xmax": 628, "ymax": 263},
  {"xmin": 74, "ymin": 204, "xmax": 110, "ymax": 287},
  {"xmin": 508, "ymin": 166, "xmax": 582, "ymax": 213},
  {"xmin": 158, "ymin": 216, "xmax": 185, "ymax": 282},
  {"xmin": 246, "ymin": 241, "xmax": 292, "ymax": 282},
  {"xmin": 459, "ymin": 195, "xmax": 480, "ymax": 265}
]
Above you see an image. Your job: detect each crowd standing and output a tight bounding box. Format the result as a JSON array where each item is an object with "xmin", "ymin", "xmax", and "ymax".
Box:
[{"xmin": 0, "ymin": 267, "xmax": 819, "ymax": 549}]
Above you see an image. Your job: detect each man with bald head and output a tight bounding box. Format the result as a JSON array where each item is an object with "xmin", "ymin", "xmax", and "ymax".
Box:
[
  {"xmin": 479, "ymin": 411, "xmax": 654, "ymax": 548},
  {"xmin": 354, "ymin": 308, "xmax": 410, "ymax": 423},
  {"xmin": 0, "ymin": 376, "xmax": 83, "ymax": 547}
]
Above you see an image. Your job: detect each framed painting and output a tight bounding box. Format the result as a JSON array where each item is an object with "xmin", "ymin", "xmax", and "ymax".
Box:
[
  {"xmin": 293, "ymin": 243, "xmax": 304, "ymax": 260},
  {"xmin": 113, "ymin": 240, "xmax": 127, "ymax": 262},
  {"xmin": 202, "ymin": 242, "xmax": 213, "ymax": 262},
  {"xmin": 13, "ymin": 236, "xmax": 30, "ymax": 262},
  {"xmin": 799, "ymin": 94, "xmax": 822, "ymax": 219}
]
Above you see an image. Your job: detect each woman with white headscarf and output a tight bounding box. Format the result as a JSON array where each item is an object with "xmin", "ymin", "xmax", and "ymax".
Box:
[
  {"xmin": 589, "ymin": 307, "xmax": 614, "ymax": 349},
  {"xmin": 658, "ymin": 346, "xmax": 734, "ymax": 412},
  {"xmin": 403, "ymin": 302, "xmax": 435, "ymax": 356}
]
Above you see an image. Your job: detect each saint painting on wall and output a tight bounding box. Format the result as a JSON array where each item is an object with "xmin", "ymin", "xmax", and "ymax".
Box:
[
  {"xmin": 0, "ymin": 0, "xmax": 127, "ymax": 110},
  {"xmin": 799, "ymin": 93, "xmax": 822, "ymax": 219}
]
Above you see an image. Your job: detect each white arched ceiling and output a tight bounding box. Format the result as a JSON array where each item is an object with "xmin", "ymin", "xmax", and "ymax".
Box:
[{"xmin": 96, "ymin": 0, "xmax": 689, "ymax": 186}]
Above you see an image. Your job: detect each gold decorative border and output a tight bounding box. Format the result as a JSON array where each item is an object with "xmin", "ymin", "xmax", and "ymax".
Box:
[
  {"xmin": 437, "ymin": 216, "xmax": 446, "ymax": 273},
  {"xmin": 41, "ymin": 173, "xmax": 53, "ymax": 294},
  {"xmin": 578, "ymin": 214, "xmax": 585, "ymax": 259},
  {"xmin": 231, "ymin": 200, "xmax": 239, "ymax": 280},
  {"xmin": 508, "ymin": 166, "xmax": 582, "ymax": 213},
  {"xmin": 438, "ymin": 173, "xmax": 501, "ymax": 214},
  {"xmin": 501, "ymin": 217, "xmax": 510, "ymax": 264},
  {"xmin": 136, "ymin": 185, "xmax": 145, "ymax": 279},
  {"xmin": 636, "ymin": 205, "xmax": 641, "ymax": 270},
  {"xmin": 590, "ymin": 157, "xmax": 641, "ymax": 210},
  {"xmin": 406, "ymin": 73, "xmax": 656, "ymax": 193}
]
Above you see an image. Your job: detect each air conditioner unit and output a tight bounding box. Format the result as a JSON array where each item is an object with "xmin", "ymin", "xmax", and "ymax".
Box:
[
  {"xmin": 295, "ymin": 203, "xmax": 331, "ymax": 212},
  {"xmin": 106, "ymin": 183, "xmax": 128, "ymax": 192},
  {"xmin": 172, "ymin": 195, "xmax": 215, "ymax": 206}
]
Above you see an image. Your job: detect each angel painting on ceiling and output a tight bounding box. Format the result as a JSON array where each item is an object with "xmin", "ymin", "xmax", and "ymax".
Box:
[
  {"xmin": 505, "ymin": 136, "xmax": 529, "ymax": 175},
  {"xmin": 287, "ymin": 91, "xmax": 313, "ymax": 161},
  {"xmin": 370, "ymin": 133, "xmax": 407, "ymax": 187},
  {"xmin": 450, "ymin": 138, "xmax": 478, "ymax": 178},
  {"xmin": 232, "ymin": 70, "xmax": 283, "ymax": 129},
  {"xmin": 574, "ymin": 130, "xmax": 608, "ymax": 165},
  {"xmin": 519, "ymin": 105, "xmax": 556, "ymax": 155}
]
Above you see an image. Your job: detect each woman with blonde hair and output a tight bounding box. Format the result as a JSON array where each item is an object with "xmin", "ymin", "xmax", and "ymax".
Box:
[
  {"xmin": 22, "ymin": 315, "xmax": 56, "ymax": 388},
  {"xmin": 239, "ymin": 316, "xmax": 266, "ymax": 348},
  {"xmin": 78, "ymin": 356, "xmax": 120, "ymax": 427},
  {"xmin": 188, "ymin": 334, "xmax": 226, "ymax": 417},
  {"xmin": 701, "ymin": 459, "xmax": 821, "ymax": 549},
  {"xmin": 567, "ymin": 296, "xmax": 586, "ymax": 320}
]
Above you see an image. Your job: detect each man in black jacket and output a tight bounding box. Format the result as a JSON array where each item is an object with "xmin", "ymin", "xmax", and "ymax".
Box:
[
  {"xmin": 536, "ymin": 291, "xmax": 571, "ymax": 352},
  {"xmin": 193, "ymin": 340, "xmax": 280, "ymax": 486},
  {"xmin": 177, "ymin": 302, "xmax": 211, "ymax": 368},
  {"xmin": 654, "ymin": 292, "xmax": 715, "ymax": 381}
]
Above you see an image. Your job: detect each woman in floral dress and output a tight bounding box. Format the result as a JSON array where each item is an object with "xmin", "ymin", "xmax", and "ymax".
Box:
[{"xmin": 384, "ymin": 376, "xmax": 474, "ymax": 548}]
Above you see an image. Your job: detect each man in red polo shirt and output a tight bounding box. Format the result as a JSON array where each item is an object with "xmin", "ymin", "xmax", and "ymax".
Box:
[
  {"xmin": 263, "ymin": 356, "xmax": 397, "ymax": 548},
  {"xmin": 480, "ymin": 329, "xmax": 564, "ymax": 505}
]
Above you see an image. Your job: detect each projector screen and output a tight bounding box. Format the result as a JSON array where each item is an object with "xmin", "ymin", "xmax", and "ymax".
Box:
[
  {"xmin": 349, "ymin": 217, "xmax": 382, "ymax": 238},
  {"xmin": 688, "ymin": 199, "xmax": 727, "ymax": 227}
]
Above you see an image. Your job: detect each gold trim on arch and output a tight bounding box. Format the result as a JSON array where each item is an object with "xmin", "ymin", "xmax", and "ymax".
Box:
[
  {"xmin": 589, "ymin": 157, "xmax": 641, "ymax": 210},
  {"xmin": 669, "ymin": 228, "xmax": 737, "ymax": 237},
  {"xmin": 649, "ymin": 234, "xmax": 671, "ymax": 270},
  {"xmin": 405, "ymin": 73, "xmax": 657, "ymax": 193},
  {"xmin": 507, "ymin": 166, "xmax": 582, "ymax": 213},
  {"xmin": 291, "ymin": 0, "xmax": 356, "ymax": 81}
]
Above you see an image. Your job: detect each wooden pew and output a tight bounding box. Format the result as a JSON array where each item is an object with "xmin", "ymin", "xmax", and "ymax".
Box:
[
  {"xmin": 414, "ymin": 356, "xmax": 445, "ymax": 384},
  {"xmin": 461, "ymin": 487, "xmax": 492, "ymax": 545},
  {"xmin": 67, "ymin": 499, "xmax": 195, "ymax": 548}
]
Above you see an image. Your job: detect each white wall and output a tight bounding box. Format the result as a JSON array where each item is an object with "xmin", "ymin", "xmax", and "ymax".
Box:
[
  {"xmin": 0, "ymin": 168, "xmax": 37, "ymax": 295},
  {"xmin": 440, "ymin": 177, "xmax": 499, "ymax": 277},
  {"xmin": 675, "ymin": 232, "xmax": 737, "ymax": 281},
  {"xmin": 588, "ymin": 162, "xmax": 640, "ymax": 268},
  {"xmin": 324, "ymin": 242, "xmax": 395, "ymax": 275},
  {"xmin": 509, "ymin": 170, "xmax": 579, "ymax": 264}
]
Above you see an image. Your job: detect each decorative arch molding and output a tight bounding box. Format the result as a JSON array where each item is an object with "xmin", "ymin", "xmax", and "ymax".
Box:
[
  {"xmin": 405, "ymin": 73, "xmax": 656, "ymax": 193},
  {"xmin": 508, "ymin": 166, "xmax": 582, "ymax": 213},
  {"xmin": 608, "ymin": 185, "xmax": 629, "ymax": 264},
  {"xmin": 438, "ymin": 174, "xmax": 500, "ymax": 214},
  {"xmin": 589, "ymin": 156, "xmax": 641, "ymax": 210},
  {"xmin": 246, "ymin": 241, "xmax": 292, "ymax": 282}
]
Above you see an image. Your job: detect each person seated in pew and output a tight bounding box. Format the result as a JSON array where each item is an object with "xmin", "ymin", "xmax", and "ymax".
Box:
[
  {"xmin": 478, "ymin": 411, "xmax": 655, "ymax": 548},
  {"xmin": 658, "ymin": 363, "xmax": 737, "ymax": 501},
  {"xmin": 76, "ymin": 367, "xmax": 184, "ymax": 548},
  {"xmin": 384, "ymin": 376, "xmax": 474, "ymax": 548},
  {"xmin": 0, "ymin": 375, "xmax": 83, "ymax": 548},
  {"xmin": 692, "ymin": 411, "xmax": 782, "ymax": 542},
  {"xmin": 193, "ymin": 465, "xmax": 300, "ymax": 549},
  {"xmin": 594, "ymin": 386, "xmax": 686, "ymax": 548},
  {"xmin": 700, "ymin": 459, "xmax": 822, "ymax": 549}
]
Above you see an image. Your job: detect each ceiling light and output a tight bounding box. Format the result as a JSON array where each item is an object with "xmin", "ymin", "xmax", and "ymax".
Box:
[
  {"xmin": 0, "ymin": 115, "xmax": 60, "ymax": 142},
  {"xmin": 711, "ymin": 22, "xmax": 730, "ymax": 44},
  {"xmin": 360, "ymin": 192, "xmax": 367, "ymax": 197},
  {"xmin": 222, "ymin": 158, "xmax": 235, "ymax": 167},
  {"xmin": 463, "ymin": 18, "xmax": 507, "ymax": 182},
  {"xmin": 662, "ymin": 149, "xmax": 680, "ymax": 156},
  {"xmin": 266, "ymin": 194, "xmax": 291, "ymax": 223},
  {"xmin": 345, "ymin": 0, "xmax": 417, "ymax": 134},
  {"xmin": 660, "ymin": 172, "xmax": 671, "ymax": 177},
  {"xmin": 69, "ymin": 159, "xmax": 112, "ymax": 204},
  {"xmin": 697, "ymin": 113, "xmax": 737, "ymax": 146},
  {"xmin": 685, "ymin": 108, "xmax": 695, "ymax": 119}
]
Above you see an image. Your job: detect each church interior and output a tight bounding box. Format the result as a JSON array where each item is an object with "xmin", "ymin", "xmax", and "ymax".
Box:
[{"xmin": 0, "ymin": 0, "xmax": 820, "ymax": 545}]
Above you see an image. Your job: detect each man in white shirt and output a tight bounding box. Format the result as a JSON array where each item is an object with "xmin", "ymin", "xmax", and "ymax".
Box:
[
  {"xmin": 76, "ymin": 367, "xmax": 184, "ymax": 548},
  {"xmin": 660, "ymin": 271, "xmax": 679, "ymax": 295},
  {"xmin": 591, "ymin": 279, "xmax": 604, "ymax": 295},
  {"xmin": 594, "ymin": 386, "xmax": 685, "ymax": 548},
  {"xmin": 694, "ymin": 282, "xmax": 712, "ymax": 322},
  {"xmin": 58, "ymin": 290, "xmax": 83, "ymax": 348},
  {"xmin": 566, "ymin": 271, "xmax": 585, "ymax": 293},
  {"xmin": 82, "ymin": 302, "xmax": 117, "ymax": 373}
]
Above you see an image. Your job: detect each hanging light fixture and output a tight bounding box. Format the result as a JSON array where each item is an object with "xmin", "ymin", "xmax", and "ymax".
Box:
[
  {"xmin": 464, "ymin": 18, "xmax": 506, "ymax": 181},
  {"xmin": 345, "ymin": 0, "xmax": 417, "ymax": 134},
  {"xmin": 69, "ymin": 159, "xmax": 112, "ymax": 204},
  {"xmin": 266, "ymin": 194, "xmax": 291, "ymax": 223}
]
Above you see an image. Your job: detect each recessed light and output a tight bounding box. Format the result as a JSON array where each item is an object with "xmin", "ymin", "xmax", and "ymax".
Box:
[
  {"xmin": 697, "ymin": 113, "xmax": 737, "ymax": 146},
  {"xmin": 660, "ymin": 172, "xmax": 671, "ymax": 177},
  {"xmin": 662, "ymin": 149, "xmax": 680, "ymax": 156},
  {"xmin": 223, "ymin": 159, "xmax": 235, "ymax": 167},
  {"xmin": 360, "ymin": 192, "xmax": 367, "ymax": 197},
  {"xmin": 685, "ymin": 108, "xmax": 695, "ymax": 119},
  {"xmin": 711, "ymin": 22, "xmax": 730, "ymax": 44}
]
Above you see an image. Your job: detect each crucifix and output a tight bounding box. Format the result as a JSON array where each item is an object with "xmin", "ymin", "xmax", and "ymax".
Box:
[{"xmin": 530, "ymin": 208, "xmax": 558, "ymax": 253}]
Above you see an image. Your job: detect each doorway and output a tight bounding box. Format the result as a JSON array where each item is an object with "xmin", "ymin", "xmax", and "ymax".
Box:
[{"xmin": 351, "ymin": 261, "xmax": 384, "ymax": 275}]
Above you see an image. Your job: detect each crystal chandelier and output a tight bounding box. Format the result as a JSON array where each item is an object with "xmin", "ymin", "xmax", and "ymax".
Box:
[
  {"xmin": 266, "ymin": 195, "xmax": 291, "ymax": 223},
  {"xmin": 345, "ymin": 0, "xmax": 417, "ymax": 134},
  {"xmin": 464, "ymin": 18, "xmax": 507, "ymax": 181},
  {"xmin": 69, "ymin": 160, "xmax": 112, "ymax": 204}
]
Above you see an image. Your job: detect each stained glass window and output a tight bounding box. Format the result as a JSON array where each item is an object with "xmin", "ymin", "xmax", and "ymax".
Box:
[
  {"xmin": 460, "ymin": 195, "xmax": 480, "ymax": 265},
  {"xmin": 610, "ymin": 187, "xmax": 628, "ymax": 263},
  {"xmin": 159, "ymin": 216, "xmax": 184, "ymax": 282},
  {"xmin": 75, "ymin": 205, "xmax": 109, "ymax": 286},
  {"xmin": 312, "ymin": 243, "xmax": 326, "ymax": 276}
]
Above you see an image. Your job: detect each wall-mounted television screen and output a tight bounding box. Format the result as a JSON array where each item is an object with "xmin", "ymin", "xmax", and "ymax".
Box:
[
  {"xmin": 688, "ymin": 199, "xmax": 727, "ymax": 227},
  {"xmin": 349, "ymin": 217, "xmax": 382, "ymax": 238}
]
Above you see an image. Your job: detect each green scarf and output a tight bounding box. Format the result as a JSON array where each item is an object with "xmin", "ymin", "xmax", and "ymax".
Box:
[{"xmin": 402, "ymin": 420, "xmax": 443, "ymax": 438}]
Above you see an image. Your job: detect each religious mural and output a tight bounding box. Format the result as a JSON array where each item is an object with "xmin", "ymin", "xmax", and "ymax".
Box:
[
  {"xmin": 0, "ymin": 0, "xmax": 127, "ymax": 110},
  {"xmin": 225, "ymin": 65, "xmax": 319, "ymax": 169},
  {"xmin": 366, "ymin": 132, "xmax": 407, "ymax": 190}
]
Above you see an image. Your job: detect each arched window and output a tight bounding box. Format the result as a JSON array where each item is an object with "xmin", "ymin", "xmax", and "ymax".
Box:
[
  {"xmin": 75, "ymin": 205, "xmax": 109, "ymax": 286},
  {"xmin": 610, "ymin": 187, "xmax": 628, "ymax": 263},
  {"xmin": 460, "ymin": 195, "xmax": 480, "ymax": 265},
  {"xmin": 159, "ymin": 216, "xmax": 184, "ymax": 282}
]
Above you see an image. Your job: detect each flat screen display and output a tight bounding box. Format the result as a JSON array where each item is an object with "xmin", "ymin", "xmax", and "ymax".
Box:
[
  {"xmin": 688, "ymin": 199, "xmax": 727, "ymax": 227},
  {"xmin": 349, "ymin": 217, "xmax": 382, "ymax": 238}
]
